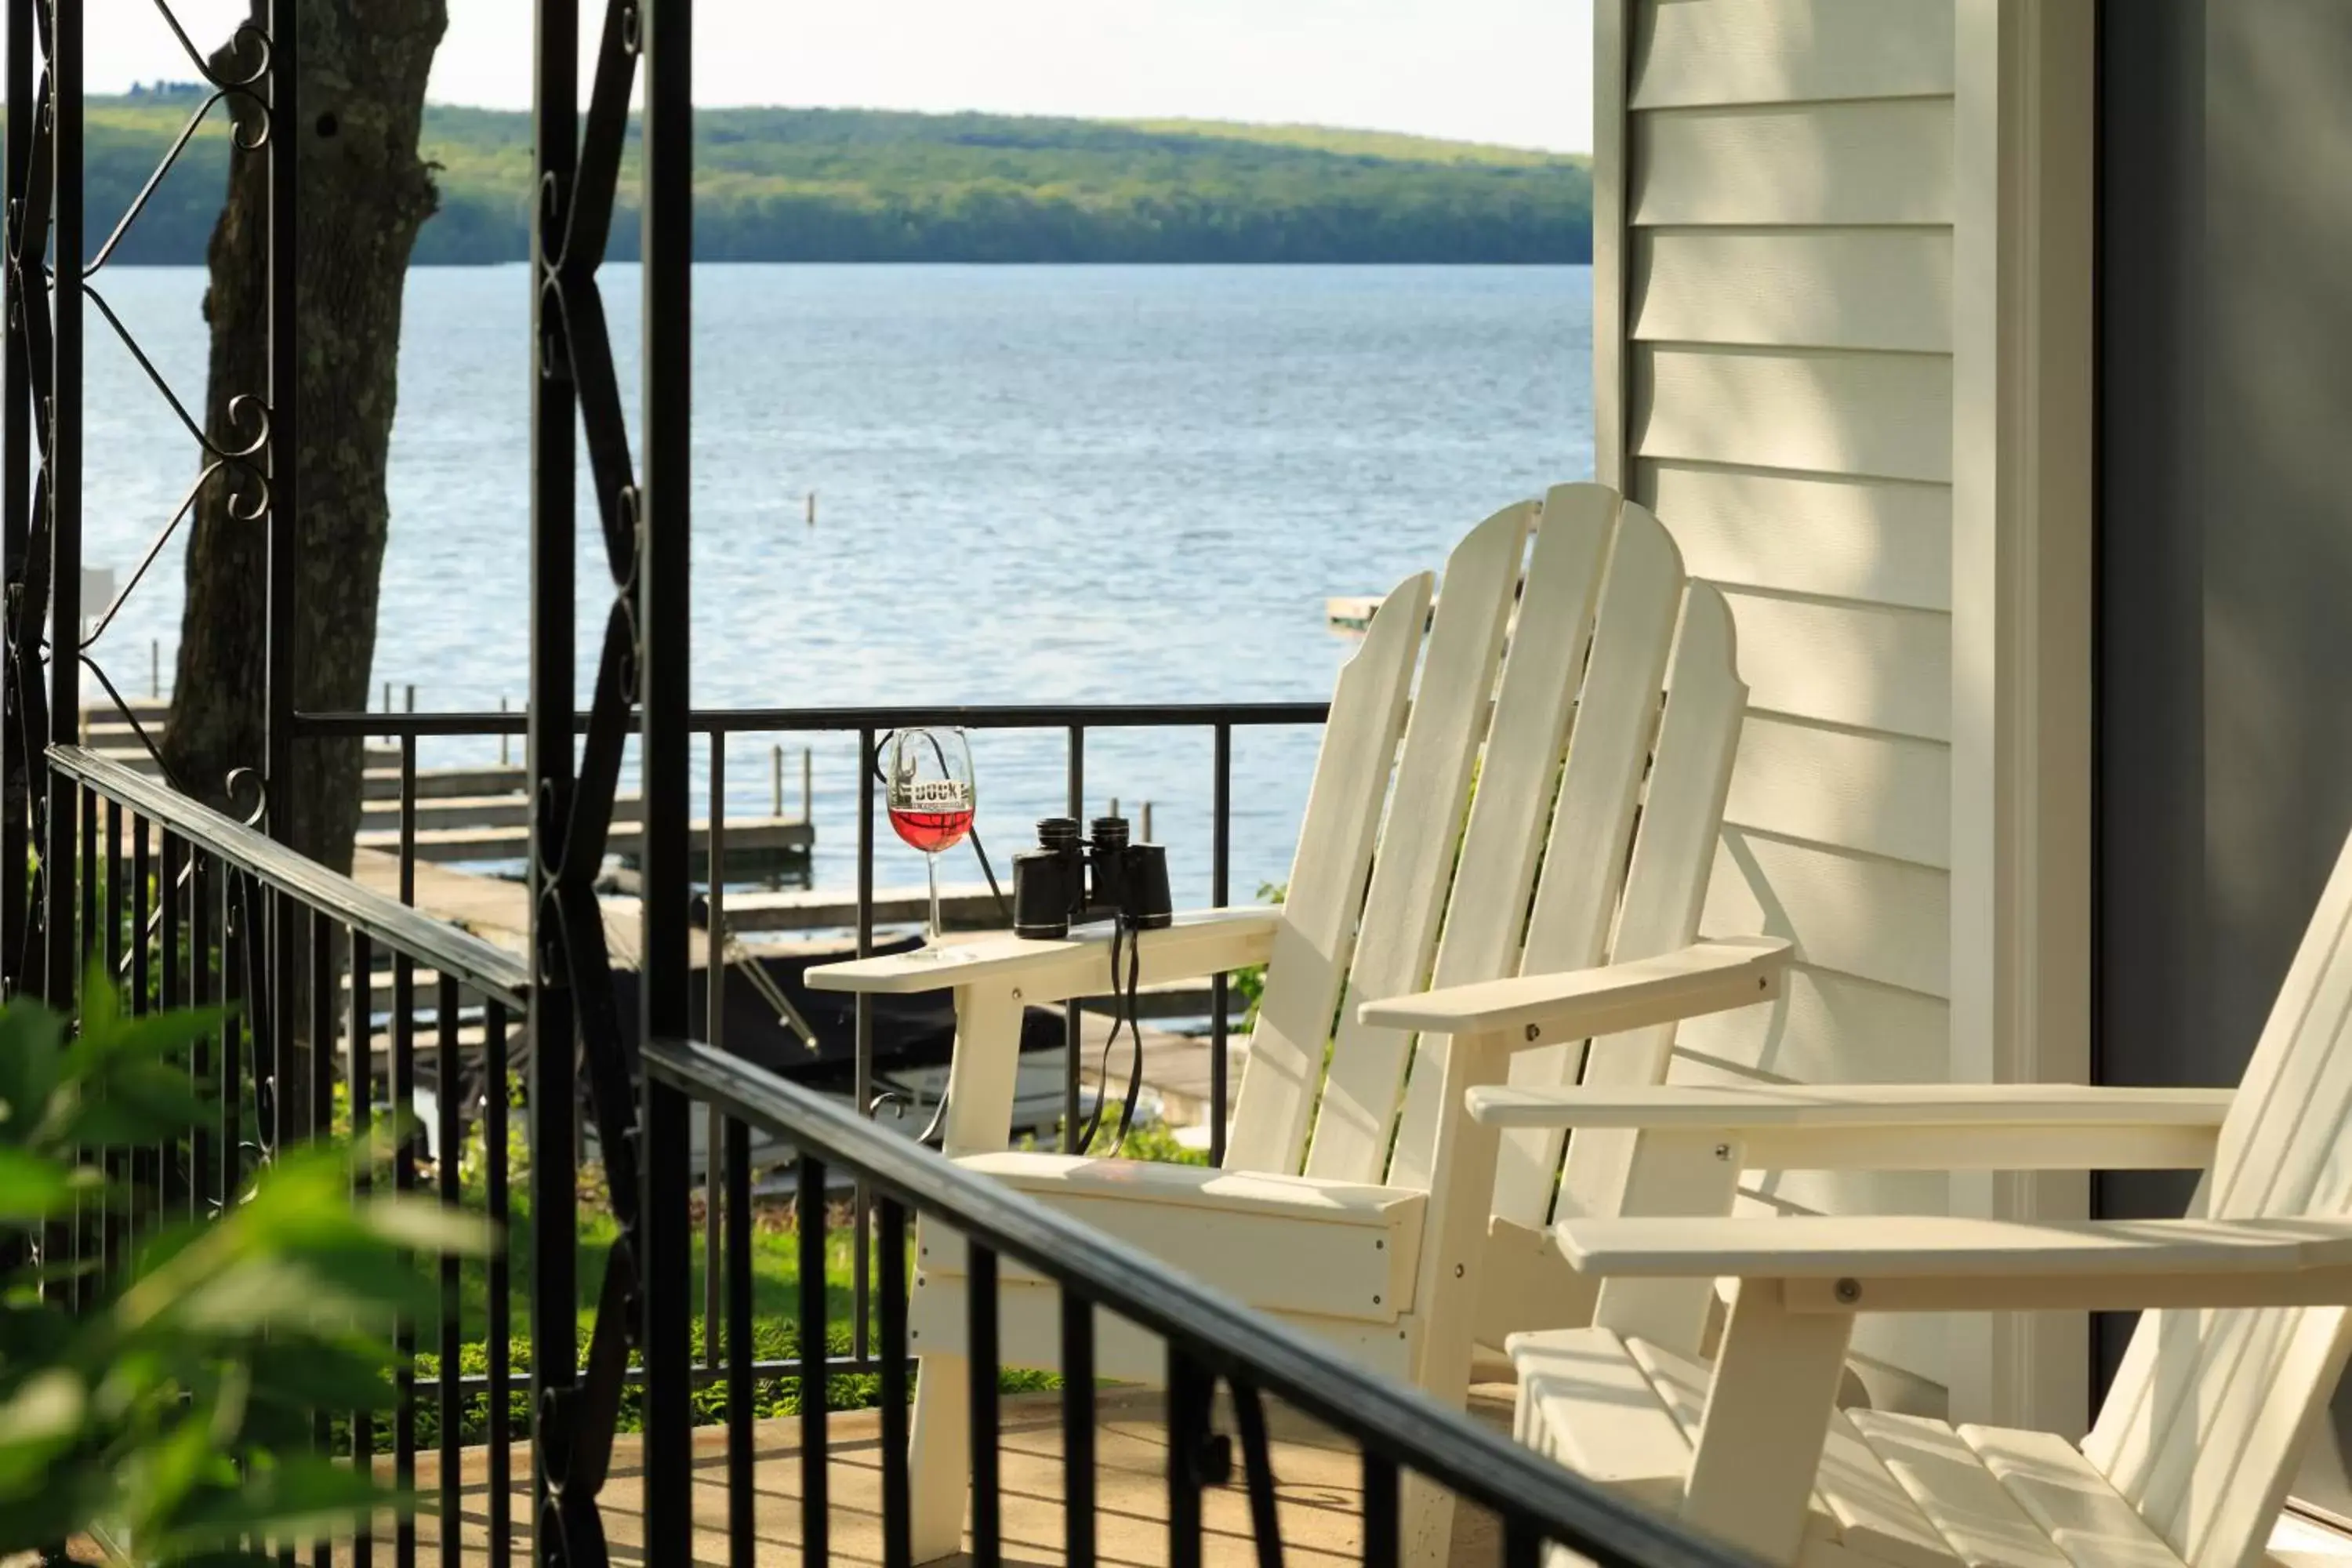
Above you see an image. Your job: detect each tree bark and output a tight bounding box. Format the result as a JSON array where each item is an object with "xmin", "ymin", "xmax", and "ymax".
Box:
[{"xmin": 162, "ymin": 1, "xmax": 448, "ymax": 873}]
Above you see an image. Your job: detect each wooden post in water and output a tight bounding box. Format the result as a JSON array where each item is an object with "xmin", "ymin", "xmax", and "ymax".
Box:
[
  {"xmin": 771, "ymin": 744, "xmax": 784, "ymax": 817},
  {"xmin": 499, "ymin": 696, "xmax": 511, "ymax": 767},
  {"xmin": 802, "ymin": 747, "xmax": 814, "ymax": 822},
  {"xmin": 805, "ymin": 491, "xmax": 817, "ymax": 526}
]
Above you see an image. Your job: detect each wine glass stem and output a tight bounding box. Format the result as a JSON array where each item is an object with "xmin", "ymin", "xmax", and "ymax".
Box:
[{"xmin": 926, "ymin": 852, "xmax": 943, "ymax": 947}]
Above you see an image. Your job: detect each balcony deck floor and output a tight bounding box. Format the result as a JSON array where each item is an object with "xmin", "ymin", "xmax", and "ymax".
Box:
[{"xmin": 388, "ymin": 1384, "xmax": 1518, "ymax": 1567}]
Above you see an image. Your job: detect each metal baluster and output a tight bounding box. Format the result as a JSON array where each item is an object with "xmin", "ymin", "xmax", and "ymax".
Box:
[
  {"xmin": 129, "ymin": 812, "xmax": 151, "ymax": 1258},
  {"xmin": 189, "ymin": 852, "xmax": 212, "ymax": 1221},
  {"xmin": 71, "ymin": 786, "xmax": 95, "ymax": 1311},
  {"xmin": 1503, "ymin": 1515, "xmax": 1542, "ymax": 1568},
  {"xmin": 437, "ymin": 975, "xmax": 462, "ymax": 1568},
  {"xmin": 638, "ymin": 0, "xmax": 699, "ymax": 1552},
  {"xmin": 310, "ymin": 907, "xmax": 336, "ymax": 1568},
  {"xmin": 1210, "ymin": 723, "xmax": 1232, "ymax": 1167},
  {"xmin": 101, "ymin": 799, "xmax": 123, "ymax": 1287},
  {"xmin": 968, "ymin": 1243, "xmax": 1001, "ymax": 1568},
  {"xmin": 726, "ymin": 1114, "xmax": 753, "ymax": 1568},
  {"xmin": 394, "ymin": 742, "xmax": 419, "ymax": 1568},
  {"xmin": 706, "ymin": 730, "xmax": 724, "ymax": 1370},
  {"xmin": 103, "ymin": 797, "xmax": 122, "ymax": 977},
  {"xmin": 482, "ymin": 997, "xmax": 511, "ymax": 1568},
  {"xmin": 159, "ymin": 833, "xmax": 184, "ymax": 1223},
  {"xmin": 798, "ymin": 1155, "xmax": 829, "ymax": 1566},
  {"xmin": 1167, "ymin": 1347, "xmax": 1210, "ymax": 1568},
  {"xmin": 1063, "ymin": 725, "xmax": 1085, "ymax": 1152},
  {"xmin": 79, "ymin": 784, "xmax": 95, "ymax": 977},
  {"xmin": 350, "ymin": 928, "xmax": 374, "ymax": 1568},
  {"xmin": 1362, "ymin": 1454, "xmax": 1399, "ymax": 1568},
  {"xmin": 1062, "ymin": 1288, "xmax": 1096, "ymax": 1568},
  {"xmin": 220, "ymin": 868, "xmax": 239, "ymax": 1216},
  {"xmin": 855, "ymin": 729, "xmax": 875, "ymax": 1347},
  {"xmin": 877, "ymin": 1196, "xmax": 911, "ymax": 1568},
  {"xmin": 1232, "ymin": 1380, "xmax": 1286, "ymax": 1568}
]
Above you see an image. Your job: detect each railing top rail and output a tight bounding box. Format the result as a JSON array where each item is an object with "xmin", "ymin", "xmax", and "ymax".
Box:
[
  {"xmin": 47, "ymin": 744, "xmax": 533, "ymax": 1011},
  {"xmin": 288, "ymin": 700, "xmax": 1334, "ymax": 739},
  {"xmin": 643, "ymin": 1036, "xmax": 1755, "ymax": 1568}
]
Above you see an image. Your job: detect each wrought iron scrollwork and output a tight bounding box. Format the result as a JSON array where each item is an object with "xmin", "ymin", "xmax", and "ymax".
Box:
[
  {"xmin": 529, "ymin": 2, "xmax": 684, "ymax": 1563},
  {"xmin": 2, "ymin": 0, "xmax": 284, "ymax": 999}
]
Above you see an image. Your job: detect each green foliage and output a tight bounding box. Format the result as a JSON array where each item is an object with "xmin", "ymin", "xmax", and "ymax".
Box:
[
  {"xmin": 60, "ymin": 96, "xmax": 1593, "ymax": 267},
  {"xmin": 0, "ymin": 967, "xmax": 492, "ymax": 1563}
]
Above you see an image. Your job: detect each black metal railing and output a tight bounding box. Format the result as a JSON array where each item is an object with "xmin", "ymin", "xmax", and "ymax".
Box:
[
  {"xmin": 291, "ymin": 699, "xmax": 1327, "ymax": 1391},
  {"xmin": 644, "ymin": 1034, "xmax": 1748, "ymax": 1568},
  {"xmin": 44, "ymin": 742, "xmax": 528, "ymax": 1567},
  {"xmin": 33, "ymin": 723, "xmax": 1755, "ymax": 1568}
]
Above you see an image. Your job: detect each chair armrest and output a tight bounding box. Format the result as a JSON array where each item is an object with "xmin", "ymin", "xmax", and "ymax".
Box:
[
  {"xmin": 1467, "ymin": 1082, "xmax": 2234, "ymax": 1130},
  {"xmin": 1555, "ymin": 1214, "xmax": 2352, "ymax": 1313},
  {"xmin": 1464, "ymin": 1083, "xmax": 2233, "ymax": 1173},
  {"xmin": 1356, "ymin": 936, "xmax": 1788, "ymax": 1044},
  {"xmin": 806, "ymin": 906, "xmax": 1279, "ymax": 1000}
]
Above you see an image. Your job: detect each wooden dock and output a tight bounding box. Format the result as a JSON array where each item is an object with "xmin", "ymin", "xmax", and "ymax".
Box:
[
  {"xmin": 354, "ymin": 812, "xmax": 812, "ymax": 871},
  {"xmin": 78, "ymin": 702, "xmax": 811, "ymax": 875}
]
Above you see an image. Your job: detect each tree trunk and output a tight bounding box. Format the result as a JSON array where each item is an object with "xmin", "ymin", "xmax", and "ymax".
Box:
[{"xmin": 163, "ymin": 1, "xmax": 448, "ymax": 873}]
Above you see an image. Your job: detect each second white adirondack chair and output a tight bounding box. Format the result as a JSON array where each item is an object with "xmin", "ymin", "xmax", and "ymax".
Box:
[
  {"xmin": 811, "ymin": 483, "xmax": 1786, "ymax": 1566},
  {"xmin": 1491, "ymin": 813, "xmax": 2352, "ymax": 1568}
]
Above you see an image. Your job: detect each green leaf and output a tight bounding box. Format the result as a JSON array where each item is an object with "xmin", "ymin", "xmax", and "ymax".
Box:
[
  {"xmin": 358, "ymin": 1193, "xmax": 495, "ymax": 1257},
  {"xmin": 0, "ymin": 1000, "xmax": 63, "ymax": 1145},
  {"xmin": 241, "ymin": 1338, "xmax": 401, "ymax": 1414},
  {"xmin": 0, "ymin": 1146, "xmax": 76, "ymax": 1221},
  {"xmin": 155, "ymin": 1453, "xmax": 402, "ymax": 1551},
  {"xmin": 67, "ymin": 1004, "xmax": 232, "ymax": 1077},
  {"xmin": 0, "ymin": 1369, "xmax": 88, "ymax": 1496}
]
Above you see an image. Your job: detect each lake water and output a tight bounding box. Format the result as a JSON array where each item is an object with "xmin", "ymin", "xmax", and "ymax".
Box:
[{"xmin": 79, "ymin": 264, "xmax": 1593, "ymax": 904}]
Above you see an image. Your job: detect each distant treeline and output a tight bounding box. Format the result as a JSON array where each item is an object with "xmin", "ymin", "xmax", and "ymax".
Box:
[{"xmin": 68, "ymin": 90, "xmax": 1592, "ymax": 266}]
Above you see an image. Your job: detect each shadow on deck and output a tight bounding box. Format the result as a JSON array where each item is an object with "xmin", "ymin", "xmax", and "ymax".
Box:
[{"xmin": 389, "ymin": 1385, "xmax": 1519, "ymax": 1567}]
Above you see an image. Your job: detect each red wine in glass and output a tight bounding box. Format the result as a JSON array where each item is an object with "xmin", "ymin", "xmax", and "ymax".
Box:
[
  {"xmin": 888, "ymin": 804, "xmax": 975, "ymax": 854},
  {"xmin": 885, "ymin": 731, "xmax": 976, "ymax": 956}
]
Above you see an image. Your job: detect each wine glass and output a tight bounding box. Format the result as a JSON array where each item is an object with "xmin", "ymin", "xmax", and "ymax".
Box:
[{"xmin": 885, "ymin": 728, "xmax": 976, "ymax": 957}]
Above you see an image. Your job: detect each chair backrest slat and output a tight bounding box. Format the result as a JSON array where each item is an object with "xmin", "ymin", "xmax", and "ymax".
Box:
[
  {"xmin": 1236, "ymin": 485, "xmax": 1746, "ymax": 1255},
  {"xmin": 1225, "ymin": 568, "xmax": 1431, "ymax": 1174},
  {"xmin": 1554, "ymin": 579, "xmax": 1746, "ymax": 1225},
  {"xmin": 1385, "ymin": 484, "xmax": 1617, "ymax": 1190},
  {"xmin": 1487, "ymin": 502, "xmax": 1687, "ymax": 1223},
  {"xmin": 2082, "ymin": 826, "xmax": 2352, "ymax": 1568},
  {"xmin": 1303, "ymin": 503, "xmax": 1532, "ymax": 1184}
]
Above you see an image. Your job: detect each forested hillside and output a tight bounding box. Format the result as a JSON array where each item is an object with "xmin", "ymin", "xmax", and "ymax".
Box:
[{"xmin": 72, "ymin": 87, "xmax": 1591, "ymax": 265}]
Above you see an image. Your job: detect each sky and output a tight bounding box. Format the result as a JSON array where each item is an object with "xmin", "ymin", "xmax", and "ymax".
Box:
[{"xmin": 67, "ymin": 0, "xmax": 1595, "ymax": 153}]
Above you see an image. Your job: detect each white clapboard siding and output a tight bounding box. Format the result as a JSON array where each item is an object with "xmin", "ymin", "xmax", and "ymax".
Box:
[
  {"xmin": 1719, "ymin": 591, "xmax": 1951, "ymax": 742},
  {"xmin": 1725, "ymin": 714, "xmax": 1951, "ymax": 869},
  {"xmin": 1630, "ymin": 0, "xmax": 1954, "ymax": 111},
  {"xmin": 1672, "ymin": 964, "xmax": 1951, "ymax": 1091},
  {"xmin": 1633, "ymin": 346, "xmax": 1953, "ymax": 485},
  {"xmin": 1632, "ymin": 230, "xmax": 1955, "ymax": 354},
  {"xmin": 1618, "ymin": 0, "xmax": 1959, "ymax": 1410},
  {"xmin": 1636, "ymin": 461, "xmax": 1951, "ymax": 612},
  {"xmin": 1703, "ymin": 829, "xmax": 1951, "ymax": 1000},
  {"xmin": 1631, "ymin": 101, "xmax": 1955, "ymax": 227}
]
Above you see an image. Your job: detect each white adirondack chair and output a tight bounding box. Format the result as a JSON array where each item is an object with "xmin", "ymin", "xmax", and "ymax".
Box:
[
  {"xmin": 1489, "ymin": 815, "xmax": 2352, "ymax": 1568},
  {"xmin": 811, "ymin": 483, "xmax": 1785, "ymax": 1566}
]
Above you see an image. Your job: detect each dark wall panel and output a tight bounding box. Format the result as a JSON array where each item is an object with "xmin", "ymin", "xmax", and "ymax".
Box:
[{"xmin": 2096, "ymin": 0, "xmax": 2352, "ymax": 1508}]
